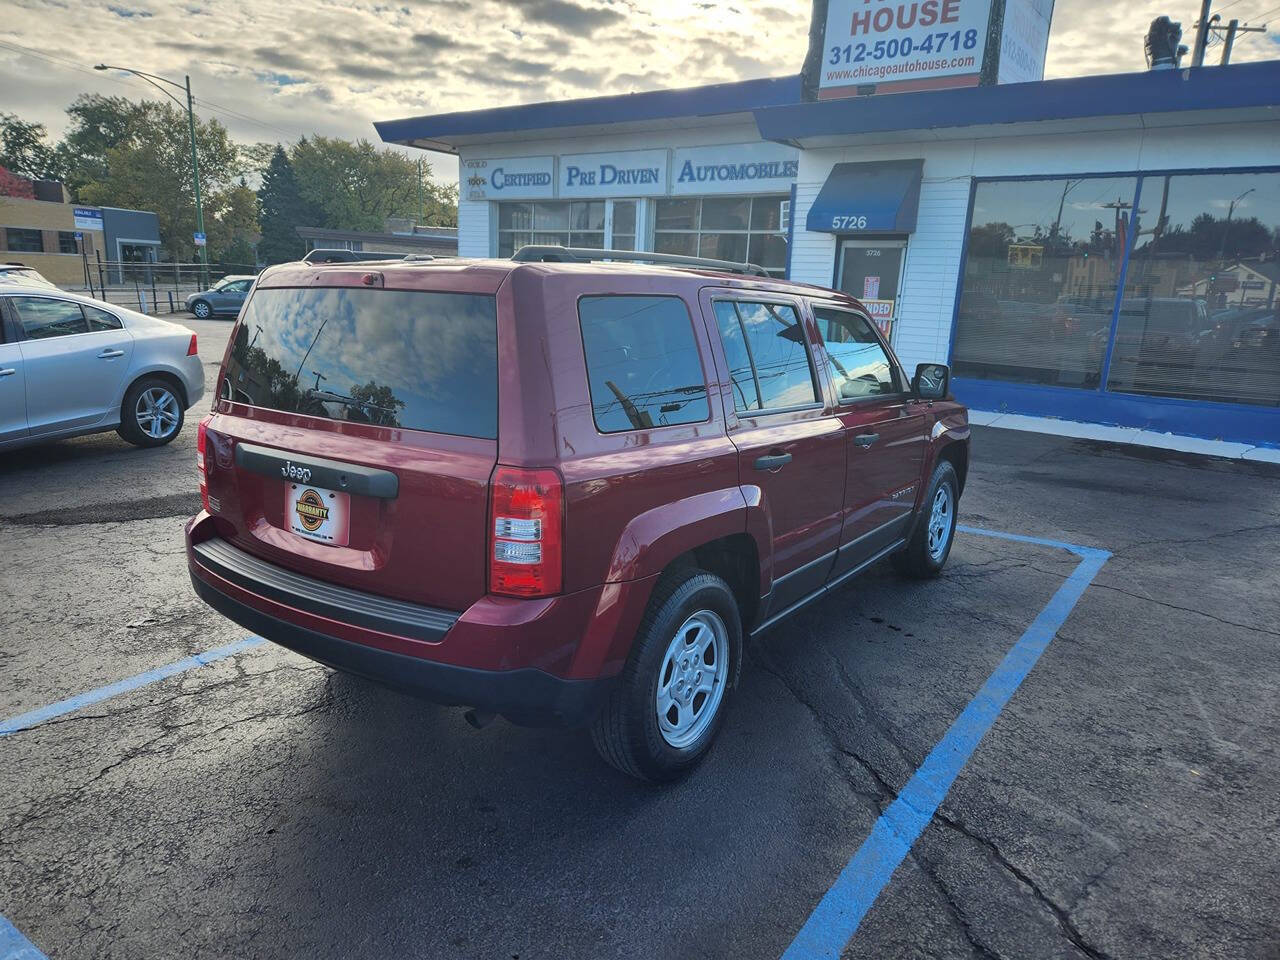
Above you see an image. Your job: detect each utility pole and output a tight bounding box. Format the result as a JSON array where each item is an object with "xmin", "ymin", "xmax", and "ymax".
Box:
[
  {"xmin": 1191, "ymin": 0, "xmax": 1213, "ymax": 66},
  {"xmin": 1213, "ymin": 18, "xmax": 1267, "ymax": 63},
  {"xmin": 185, "ymin": 74, "xmax": 208, "ymax": 287}
]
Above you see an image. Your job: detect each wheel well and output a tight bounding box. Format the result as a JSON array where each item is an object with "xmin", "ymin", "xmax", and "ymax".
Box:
[
  {"xmin": 125, "ymin": 371, "xmax": 188, "ymax": 415},
  {"xmin": 937, "ymin": 439, "xmax": 969, "ymax": 495},
  {"xmin": 661, "ymin": 533, "xmax": 761, "ymax": 633}
]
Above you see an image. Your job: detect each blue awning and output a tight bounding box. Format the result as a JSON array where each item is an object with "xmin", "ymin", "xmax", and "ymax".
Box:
[{"xmin": 806, "ymin": 159, "xmax": 923, "ymax": 234}]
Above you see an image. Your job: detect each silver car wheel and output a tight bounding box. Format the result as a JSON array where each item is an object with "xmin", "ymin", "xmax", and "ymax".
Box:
[
  {"xmin": 656, "ymin": 609, "xmax": 729, "ymax": 749},
  {"xmin": 192, "ymin": 301, "xmax": 210, "ymax": 318},
  {"xmin": 927, "ymin": 483, "xmax": 953, "ymax": 561},
  {"xmin": 135, "ymin": 387, "xmax": 180, "ymax": 440}
]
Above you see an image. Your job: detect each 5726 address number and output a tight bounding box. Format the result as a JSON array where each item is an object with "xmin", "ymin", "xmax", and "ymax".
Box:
[{"xmin": 831, "ymin": 215, "xmax": 869, "ymax": 230}]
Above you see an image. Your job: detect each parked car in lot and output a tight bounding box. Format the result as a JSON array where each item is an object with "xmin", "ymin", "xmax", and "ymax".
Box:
[
  {"xmin": 186, "ymin": 248, "xmax": 969, "ymax": 780},
  {"xmin": 0, "ymin": 263, "xmax": 58, "ymax": 289},
  {"xmin": 185, "ymin": 275, "xmax": 257, "ymax": 319},
  {"xmin": 0, "ymin": 286, "xmax": 204, "ymax": 450}
]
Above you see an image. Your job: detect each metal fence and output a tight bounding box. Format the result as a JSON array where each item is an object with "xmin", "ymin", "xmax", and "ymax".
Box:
[{"xmin": 65, "ymin": 258, "xmax": 259, "ymax": 316}]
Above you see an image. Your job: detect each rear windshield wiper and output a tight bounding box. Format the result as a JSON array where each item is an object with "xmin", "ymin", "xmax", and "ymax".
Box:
[{"xmin": 306, "ymin": 388, "xmax": 396, "ymax": 415}]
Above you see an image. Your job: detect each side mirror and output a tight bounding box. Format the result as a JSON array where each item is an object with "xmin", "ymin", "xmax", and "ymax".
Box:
[{"xmin": 912, "ymin": 362, "xmax": 950, "ymax": 401}]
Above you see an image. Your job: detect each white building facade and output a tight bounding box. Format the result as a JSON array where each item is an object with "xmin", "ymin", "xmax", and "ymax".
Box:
[{"xmin": 379, "ymin": 63, "xmax": 1280, "ymax": 448}]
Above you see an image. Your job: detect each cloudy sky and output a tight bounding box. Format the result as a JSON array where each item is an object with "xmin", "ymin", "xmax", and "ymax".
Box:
[{"xmin": 2, "ymin": 0, "xmax": 1277, "ymax": 182}]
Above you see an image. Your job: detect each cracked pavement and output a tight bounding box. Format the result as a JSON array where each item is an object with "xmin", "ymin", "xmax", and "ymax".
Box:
[{"xmin": 2, "ymin": 318, "xmax": 1279, "ymax": 959}]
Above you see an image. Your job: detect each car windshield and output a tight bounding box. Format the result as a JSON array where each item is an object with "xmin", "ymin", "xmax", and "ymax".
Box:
[{"xmin": 0, "ymin": 267, "xmax": 57, "ymax": 289}]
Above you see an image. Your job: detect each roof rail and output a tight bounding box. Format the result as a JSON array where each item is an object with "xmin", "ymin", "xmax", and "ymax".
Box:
[{"xmin": 510, "ymin": 245, "xmax": 772, "ymax": 277}]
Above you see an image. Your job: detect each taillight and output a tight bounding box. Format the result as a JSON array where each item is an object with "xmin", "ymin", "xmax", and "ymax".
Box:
[
  {"xmin": 489, "ymin": 466, "xmax": 563, "ymax": 598},
  {"xmin": 196, "ymin": 417, "xmax": 211, "ymax": 512},
  {"xmin": 187, "ymin": 333, "xmax": 198, "ymax": 356}
]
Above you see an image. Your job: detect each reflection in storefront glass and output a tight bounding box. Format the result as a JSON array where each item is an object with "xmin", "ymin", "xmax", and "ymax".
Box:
[
  {"xmin": 953, "ymin": 172, "xmax": 1280, "ymax": 409},
  {"xmin": 1112, "ymin": 172, "xmax": 1280, "ymax": 407},
  {"xmin": 952, "ymin": 176, "xmax": 1138, "ymax": 388}
]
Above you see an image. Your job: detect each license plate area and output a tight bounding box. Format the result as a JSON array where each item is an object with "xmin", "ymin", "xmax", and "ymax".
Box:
[{"xmin": 286, "ymin": 483, "xmax": 351, "ymax": 547}]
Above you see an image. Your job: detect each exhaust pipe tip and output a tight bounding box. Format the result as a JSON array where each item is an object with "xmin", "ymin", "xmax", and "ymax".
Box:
[{"xmin": 464, "ymin": 708, "xmax": 497, "ymax": 730}]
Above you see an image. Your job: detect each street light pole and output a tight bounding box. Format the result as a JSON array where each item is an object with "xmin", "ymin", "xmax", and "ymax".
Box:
[{"xmin": 94, "ymin": 63, "xmax": 207, "ymax": 285}]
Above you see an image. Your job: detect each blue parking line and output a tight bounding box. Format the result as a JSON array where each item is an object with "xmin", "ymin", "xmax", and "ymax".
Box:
[
  {"xmin": 0, "ymin": 914, "xmax": 46, "ymax": 960},
  {"xmin": 782, "ymin": 527, "xmax": 1110, "ymax": 960},
  {"xmin": 0, "ymin": 637, "xmax": 265, "ymax": 738}
]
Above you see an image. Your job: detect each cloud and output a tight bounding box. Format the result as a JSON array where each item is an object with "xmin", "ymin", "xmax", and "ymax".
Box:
[
  {"xmin": 3, "ymin": 0, "xmax": 1277, "ymax": 199},
  {"xmin": 496, "ymin": 0, "xmax": 625, "ymax": 33}
]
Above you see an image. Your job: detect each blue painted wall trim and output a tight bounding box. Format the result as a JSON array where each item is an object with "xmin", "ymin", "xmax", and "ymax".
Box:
[
  {"xmin": 377, "ymin": 75, "xmax": 804, "ymax": 147},
  {"xmin": 953, "ymin": 377, "xmax": 1280, "ymax": 448},
  {"xmin": 755, "ymin": 61, "xmax": 1280, "ymax": 144}
]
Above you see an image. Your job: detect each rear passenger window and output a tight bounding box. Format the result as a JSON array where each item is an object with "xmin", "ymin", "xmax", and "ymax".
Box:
[
  {"xmin": 813, "ymin": 307, "xmax": 899, "ymax": 399},
  {"xmin": 579, "ymin": 295, "xmax": 710, "ymax": 433},
  {"xmin": 712, "ymin": 300, "xmax": 818, "ymax": 411},
  {"xmin": 12, "ymin": 297, "xmax": 90, "ymax": 340},
  {"xmin": 84, "ymin": 305, "xmax": 122, "ymax": 332}
]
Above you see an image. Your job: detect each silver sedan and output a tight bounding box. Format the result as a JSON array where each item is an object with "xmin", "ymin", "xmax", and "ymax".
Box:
[{"xmin": 0, "ymin": 286, "xmax": 205, "ymax": 450}]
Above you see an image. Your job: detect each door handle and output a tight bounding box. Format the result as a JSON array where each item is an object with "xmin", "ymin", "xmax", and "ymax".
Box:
[
  {"xmin": 754, "ymin": 452, "xmax": 792, "ymax": 471},
  {"xmin": 854, "ymin": 433, "xmax": 880, "ymax": 448},
  {"xmin": 0, "ymin": 368, "xmax": 15, "ymax": 378},
  {"xmin": 97, "ymin": 348, "xmax": 125, "ymax": 359}
]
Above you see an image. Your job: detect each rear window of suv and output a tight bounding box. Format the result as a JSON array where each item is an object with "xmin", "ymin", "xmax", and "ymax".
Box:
[{"xmin": 224, "ymin": 287, "xmax": 498, "ymax": 438}]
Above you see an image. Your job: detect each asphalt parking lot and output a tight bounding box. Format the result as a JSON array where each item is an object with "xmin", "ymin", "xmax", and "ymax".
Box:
[{"xmin": 2, "ymin": 317, "xmax": 1279, "ymax": 960}]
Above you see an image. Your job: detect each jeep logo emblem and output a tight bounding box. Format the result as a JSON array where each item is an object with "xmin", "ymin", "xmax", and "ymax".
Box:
[{"xmin": 281, "ymin": 461, "xmax": 312, "ymax": 483}]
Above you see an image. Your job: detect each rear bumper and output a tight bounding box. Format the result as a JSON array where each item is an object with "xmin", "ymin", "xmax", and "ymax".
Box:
[{"xmin": 186, "ymin": 520, "xmax": 626, "ymax": 726}]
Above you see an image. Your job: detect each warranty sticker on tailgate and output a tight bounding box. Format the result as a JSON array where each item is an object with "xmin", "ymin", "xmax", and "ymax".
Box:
[{"xmin": 286, "ymin": 483, "xmax": 350, "ymax": 546}]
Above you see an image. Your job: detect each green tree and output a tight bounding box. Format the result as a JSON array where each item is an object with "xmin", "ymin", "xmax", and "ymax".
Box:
[
  {"xmin": 55, "ymin": 94, "xmax": 142, "ymax": 194},
  {"xmin": 0, "ymin": 113, "xmax": 61, "ymax": 181},
  {"xmin": 78, "ymin": 100, "xmax": 245, "ymax": 261},
  {"xmin": 256, "ymin": 146, "xmax": 309, "ymax": 264},
  {"xmin": 290, "ymin": 136, "xmax": 456, "ymax": 231}
]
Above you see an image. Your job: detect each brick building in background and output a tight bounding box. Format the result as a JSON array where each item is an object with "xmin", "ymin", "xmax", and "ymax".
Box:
[{"xmin": 0, "ymin": 170, "xmax": 161, "ymax": 287}]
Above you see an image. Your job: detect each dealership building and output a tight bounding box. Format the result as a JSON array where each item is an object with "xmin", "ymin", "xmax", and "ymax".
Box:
[{"xmin": 378, "ymin": 59, "xmax": 1280, "ymax": 451}]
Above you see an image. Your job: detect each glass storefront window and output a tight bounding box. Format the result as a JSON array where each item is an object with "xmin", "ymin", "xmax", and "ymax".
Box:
[
  {"xmin": 1111, "ymin": 172, "xmax": 1280, "ymax": 407},
  {"xmin": 653, "ymin": 195, "xmax": 788, "ymax": 276},
  {"xmin": 498, "ymin": 200, "xmax": 632, "ymax": 257},
  {"xmin": 952, "ymin": 176, "xmax": 1138, "ymax": 388}
]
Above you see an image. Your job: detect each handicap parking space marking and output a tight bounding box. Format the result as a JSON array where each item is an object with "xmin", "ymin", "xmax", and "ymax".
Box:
[
  {"xmin": 0, "ymin": 637, "xmax": 265, "ymax": 738},
  {"xmin": 1, "ymin": 913, "xmax": 46, "ymax": 960},
  {"xmin": 782, "ymin": 525, "xmax": 1111, "ymax": 960}
]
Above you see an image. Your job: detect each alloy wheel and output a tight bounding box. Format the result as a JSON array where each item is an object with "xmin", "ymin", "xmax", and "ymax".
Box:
[
  {"xmin": 655, "ymin": 609, "xmax": 729, "ymax": 749},
  {"xmin": 135, "ymin": 387, "xmax": 180, "ymax": 440},
  {"xmin": 927, "ymin": 483, "xmax": 953, "ymax": 561}
]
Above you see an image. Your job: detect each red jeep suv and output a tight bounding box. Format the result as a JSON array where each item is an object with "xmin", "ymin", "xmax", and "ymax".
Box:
[{"xmin": 186, "ymin": 250, "xmax": 969, "ymax": 780}]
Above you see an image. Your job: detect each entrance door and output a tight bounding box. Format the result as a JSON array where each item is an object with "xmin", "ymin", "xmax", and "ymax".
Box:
[{"xmin": 836, "ymin": 239, "xmax": 907, "ymax": 343}]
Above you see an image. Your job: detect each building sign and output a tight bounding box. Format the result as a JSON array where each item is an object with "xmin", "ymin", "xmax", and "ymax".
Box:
[
  {"xmin": 670, "ymin": 143, "xmax": 799, "ymax": 196},
  {"xmin": 809, "ymin": 0, "xmax": 1052, "ymax": 98},
  {"xmin": 73, "ymin": 207, "xmax": 104, "ymax": 231},
  {"xmin": 996, "ymin": 0, "xmax": 1052, "ymax": 84},
  {"xmin": 463, "ymin": 155, "xmax": 556, "ymax": 200},
  {"xmin": 559, "ymin": 150, "xmax": 668, "ymax": 198}
]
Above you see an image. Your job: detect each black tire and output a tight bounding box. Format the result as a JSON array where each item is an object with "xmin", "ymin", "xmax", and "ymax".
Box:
[
  {"xmin": 117, "ymin": 376, "xmax": 185, "ymax": 448},
  {"xmin": 590, "ymin": 569, "xmax": 742, "ymax": 782},
  {"xmin": 191, "ymin": 299, "xmax": 212, "ymax": 319},
  {"xmin": 892, "ymin": 459, "xmax": 960, "ymax": 579}
]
